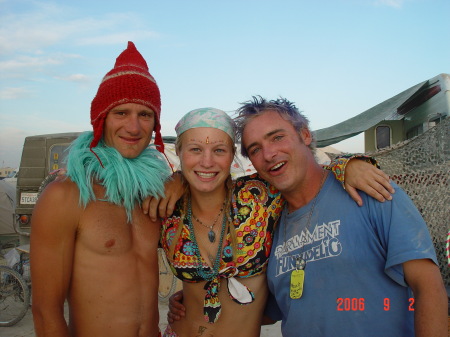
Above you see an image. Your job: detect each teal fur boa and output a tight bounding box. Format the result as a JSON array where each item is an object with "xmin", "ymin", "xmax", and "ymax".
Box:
[{"xmin": 66, "ymin": 132, "xmax": 171, "ymax": 222}]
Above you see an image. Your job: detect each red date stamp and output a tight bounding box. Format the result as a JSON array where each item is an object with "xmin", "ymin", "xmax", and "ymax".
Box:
[
  {"xmin": 336, "ymin": 298, "xmax": 415, "ymax": 311},
  {"xmin": 383, "ymin": 298, "xmax": 415, "ymax": 311},
  {"xmin": 336, "ymin": 298, "xmax": 365, "ymax": 311}
]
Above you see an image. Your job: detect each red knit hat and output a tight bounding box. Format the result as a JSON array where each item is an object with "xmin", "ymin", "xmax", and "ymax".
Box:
[{"xmin": 90, "ymin": 41, "xmax": 164, "ymax": 153}]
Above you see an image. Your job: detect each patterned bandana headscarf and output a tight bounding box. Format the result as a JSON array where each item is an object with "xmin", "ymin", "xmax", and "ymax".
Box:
[{"xmin": 175, "ymin": 107, "xmax": 236, "ymax": 142}]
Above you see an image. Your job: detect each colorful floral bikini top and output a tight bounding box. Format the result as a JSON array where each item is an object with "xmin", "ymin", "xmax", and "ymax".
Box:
[{"xmin": 160, "ymin": 174, "xmax": 283, "ymax": 323}]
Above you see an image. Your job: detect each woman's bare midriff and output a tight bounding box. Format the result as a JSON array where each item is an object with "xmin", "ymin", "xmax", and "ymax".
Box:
[{"xmin": 170, "ymin": 274, "xmax": 268, "ymax": 337}]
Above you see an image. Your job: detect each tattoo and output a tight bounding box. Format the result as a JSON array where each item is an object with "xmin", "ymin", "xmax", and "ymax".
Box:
[{"xmin": 195, "ymin": 325, "xmax": 213, "ymax": 337}]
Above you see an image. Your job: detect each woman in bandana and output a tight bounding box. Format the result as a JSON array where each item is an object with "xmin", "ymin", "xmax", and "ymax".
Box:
[{"xmin": 158, "ymin": 107, "xmax": 393, "ymax": 337}]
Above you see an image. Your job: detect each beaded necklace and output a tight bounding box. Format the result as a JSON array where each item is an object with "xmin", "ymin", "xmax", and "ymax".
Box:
[{"xmin": 187, "ymin": 199, "xmax": 227, "ymax": 281}]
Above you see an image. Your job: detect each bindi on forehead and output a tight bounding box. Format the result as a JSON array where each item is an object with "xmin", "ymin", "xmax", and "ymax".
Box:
[{"xmin": 189, "ymin": 137, "xmax": 227, "ymax": 145}]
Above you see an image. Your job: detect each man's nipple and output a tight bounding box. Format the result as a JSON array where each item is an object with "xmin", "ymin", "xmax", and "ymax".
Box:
[{"xmin": 105, "ymin": 239, "xmax": 116, "ymax": 248}]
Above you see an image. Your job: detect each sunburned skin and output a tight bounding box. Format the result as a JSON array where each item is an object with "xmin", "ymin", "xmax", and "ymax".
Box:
[
  {"xmin": 30, "ymin": 41, "xmax": 167, "ymax": 337},
  {"xmin": 31, "ymin": 180, "xmax": 161, "ymax": 337}
]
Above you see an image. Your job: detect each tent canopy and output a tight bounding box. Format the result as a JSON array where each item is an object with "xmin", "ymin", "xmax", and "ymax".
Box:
[{"xmin": 313, "ymin": 80, "xmax": 428, "ymax": 147}]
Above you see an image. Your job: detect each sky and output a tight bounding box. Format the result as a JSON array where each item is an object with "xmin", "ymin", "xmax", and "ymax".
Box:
[{"xmin": 1, "ymin": 0, "xmax": 449, "ymax": 168}]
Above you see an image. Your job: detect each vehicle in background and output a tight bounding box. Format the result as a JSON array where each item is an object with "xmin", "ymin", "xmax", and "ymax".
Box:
[
  {"xmin": 15, "ymin": 133, "xmax": 80, "ymax": 244},
  {"xmin": 315, "ymin": 73, "xmax": 449, "ymax": 152},
  {"xmin": 3, "ymin": 168, "xmax": 19, "ymax": 185}
]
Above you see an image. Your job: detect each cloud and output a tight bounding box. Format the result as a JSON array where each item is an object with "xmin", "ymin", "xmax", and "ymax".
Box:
[
  {"xmin": 0, "ymin": 3, "xmax": 161, "ymax": 55},
  {"xmin": 0, "ymin": 54, "xmax": 83, "ymax": 81},
  {"xmin": 0, "ymin": 2, "xmax": 67, "ymax": 55},
  {"xmin": 0, "ymin": 1, "xmax": 161, "ymax": 87},
  {"xmin": 0, "ymin": 87, "xmax": 32, "ymax": 99},
  {"xmin": 53, "ymin": 74, "xmax": 91, "ymax": 83},
  {"xmin": 374, "ymin": 0, "xmax": 405, "ymax": 8},
  {"xmin": 0, "ymin": 55, "xmax": 63, "ymax": 73},
  {"xmin": 77, "ymin": 30, "xmax": 160, "ymax": 46}
]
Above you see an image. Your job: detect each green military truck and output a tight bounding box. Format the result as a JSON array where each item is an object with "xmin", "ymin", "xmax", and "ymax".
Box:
[{"xmin": 15, "ymin": 132, "xmax": 81, "ymax": 244}]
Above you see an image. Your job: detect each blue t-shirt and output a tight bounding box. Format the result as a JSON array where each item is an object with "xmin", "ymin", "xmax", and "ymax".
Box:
[{"xmin": 266, "ymin": 173, "xmax": 438, "ymax": 337}]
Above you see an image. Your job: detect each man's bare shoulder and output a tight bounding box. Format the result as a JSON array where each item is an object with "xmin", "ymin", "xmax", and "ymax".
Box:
[
  {"xmin": 31, "ymin": 176, "xmax": 82, "ymax": 245},
  {"xmin": 38, "ymin": 175, "xmax": 79, "ymax": 203},
  {"xmin": 33, "ymin": 175, "xmax": 82, "ymax": 227}
]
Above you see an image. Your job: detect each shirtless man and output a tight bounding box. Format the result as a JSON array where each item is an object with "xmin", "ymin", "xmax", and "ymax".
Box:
[{"xmin": 30, "ymin": 41, "xmax": 171, "ymax": 337}]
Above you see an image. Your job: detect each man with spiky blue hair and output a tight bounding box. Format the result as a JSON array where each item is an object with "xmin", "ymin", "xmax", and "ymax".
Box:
[{"xmin": 237, "ymin": 96, "xmax": 447, "ymax": 337}]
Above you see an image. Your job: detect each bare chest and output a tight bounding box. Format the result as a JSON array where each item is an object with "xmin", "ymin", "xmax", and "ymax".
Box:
[{"xmin": 77, "ymin": 199, "xmax": 159, "ymax": 256}]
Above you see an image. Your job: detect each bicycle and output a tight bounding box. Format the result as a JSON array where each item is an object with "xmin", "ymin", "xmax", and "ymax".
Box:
[
  {"xmin": 0, "ymin": 245, "xmax": 31, "ymax": 327},
  {"xmin": 0, "ymin": 171, "xmax": 63, "ymax": 327},
  {"xmin": 0, "ymin": 236, "xmax": 176, "ymax": 325},
  {"xmin": 0, "ymin": 238, "xmax": 19, "ymax": 257},
  {"xmin": 157, "ymin": 248, "xmax": 178, "ymax": 302}
]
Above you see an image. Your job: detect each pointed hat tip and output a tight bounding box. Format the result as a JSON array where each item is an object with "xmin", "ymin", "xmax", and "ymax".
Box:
[{"xmin": 114, "ymin": 41, "xmax": 147, "ymax": 69}]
